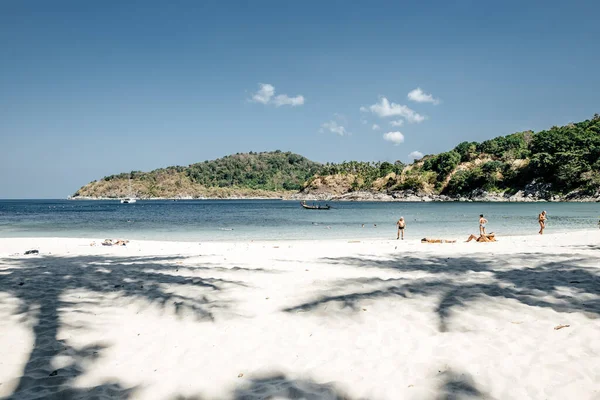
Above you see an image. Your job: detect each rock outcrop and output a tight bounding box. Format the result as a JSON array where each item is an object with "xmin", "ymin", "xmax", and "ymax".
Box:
[{"xmin": 291, "ymin": 180, "xmax": 600, "ymax": 202}]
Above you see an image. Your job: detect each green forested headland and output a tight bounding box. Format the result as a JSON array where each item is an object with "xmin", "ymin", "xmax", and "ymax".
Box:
[
  {"xmin": 73, "ymin": 115, "xmax": 600, "ymax": 200},
  {"xmin": 304, "ymin": 114, "xmax": 600, "ymax": 198},
  {"xmin": 73, "ymin": 151, "xmax": 322, "ymax": 199}
]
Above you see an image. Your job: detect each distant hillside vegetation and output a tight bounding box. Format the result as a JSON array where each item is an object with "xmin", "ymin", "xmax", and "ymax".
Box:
[
  {"xmin": 301, "ymin": 114, "xmax": 600, "ymax": 198},
  {"xmin": 73, "ymin": 151, "xmax": 322, "ymax": 199},
  {"xmin": 73, "ymin": 115, "xmax": 600, "ymax": 200}
]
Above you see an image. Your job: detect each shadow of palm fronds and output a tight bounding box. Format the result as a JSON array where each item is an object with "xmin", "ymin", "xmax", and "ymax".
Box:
[
  {"xmin": 0, "ymin": 253, "xmax": 254, "ymax": 399},
  {"xmin": 283, "ymin": 253, "xmax": 600, "ymax": 332}
]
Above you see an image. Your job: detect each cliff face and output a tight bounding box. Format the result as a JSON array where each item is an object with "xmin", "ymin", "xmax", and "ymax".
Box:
[{"xmin": 301, "ymin": 174, "xmax": 355, "ymax": 196}]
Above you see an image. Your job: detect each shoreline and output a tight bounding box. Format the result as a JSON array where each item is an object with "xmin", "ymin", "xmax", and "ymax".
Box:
[
  {"xmin": 1, "ymin": 228, "xmax": 598, "ymax": 250},
  {"xmin": 68, "ymin": 196, "xmax": 600, "ymax": 202},
  {"xmin": 0, "ymin": 221, "xmax": 598, "ymax": 246}
]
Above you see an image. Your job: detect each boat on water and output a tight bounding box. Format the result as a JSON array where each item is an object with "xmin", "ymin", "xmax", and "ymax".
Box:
[
  {"xmin": 301, "ymin": 201, "xmax": 330, "ymax": 210},
  {"xmin": 120, "ymin": 178, "xmax": 137, "ymax": 204}
]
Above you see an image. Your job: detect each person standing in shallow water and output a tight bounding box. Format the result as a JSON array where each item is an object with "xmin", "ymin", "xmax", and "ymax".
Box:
[
  {"xmin": 479, "ymin": 214, "xmax": 488, "ymax": 235},
  {"xmin": 538, "ymin": 210, "xmax": 547, "ymax": 234},
  {"xmin": 396, "ymin": 217, "xmax": 406, "ymax": 240}
]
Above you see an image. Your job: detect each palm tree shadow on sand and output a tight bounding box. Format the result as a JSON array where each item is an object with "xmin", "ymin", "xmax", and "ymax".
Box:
[
  {"xmin": 284, "ymin": 252, "xmax": 600, "ymax": 332},
  {"xmin": 231, "ymin": 373, "xmax": 355, "ymax": 400},
  {"xmin": 436, "ymin": 369, "xmax": 492, "ymax": 400},
  {"xmin": 2, "ymin": 249, "xmax": 598, "ymax": 399},
  {"xmin": 170, "ymin": 369, "xmax": 491, "ymax": 400},
  {"xmin": 0, "ymin": 253, "xmax": 250, "ymax": 399},
  {"xmin": 171, "ymin": 372, "xmax": 358, "ymax": 400}
]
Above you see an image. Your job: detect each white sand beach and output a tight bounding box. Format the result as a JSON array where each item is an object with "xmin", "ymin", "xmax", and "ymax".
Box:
[{"xmin": 1, "ymin": 231, "xmax": 599, "ymax": 399}]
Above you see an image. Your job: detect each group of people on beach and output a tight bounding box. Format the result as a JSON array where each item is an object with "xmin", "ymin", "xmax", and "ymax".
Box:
[{"xmin": 395, "ymin": 210, "xmax": 549, "ymax": 242}]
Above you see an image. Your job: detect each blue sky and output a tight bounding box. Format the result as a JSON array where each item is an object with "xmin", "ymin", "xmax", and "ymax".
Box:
[{"xmin": 1, "ymin": 0, "xmax": 599, "ymax": 198}]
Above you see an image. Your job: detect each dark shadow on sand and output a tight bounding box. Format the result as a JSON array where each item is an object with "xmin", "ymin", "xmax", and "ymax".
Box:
[
  {"xmin": 284, "ymin": 252, "xmax": 600, "ymax": 332},
  {"xmin": 437, "ymin": 369, "xmax": 492, "ymax": 400},
  {"xmin": 171, "ymin": 373, "xmax": 359, "ymax": 400},
  {"xmin": 170, "ymin": 369, "xmax": 493, "ymax": 399},
  {"xmin": 0, "ymin": 253, "xmax": 260, "ymax": 399},
  {"xmin": 231, "ymin": 373, "xmax": 357, "ymax": 400}
]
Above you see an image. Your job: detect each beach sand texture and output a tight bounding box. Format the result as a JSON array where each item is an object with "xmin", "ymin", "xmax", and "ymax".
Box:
[{"xmin": 1, "ymin": 232, "xmax": 599, "ymax": 399}]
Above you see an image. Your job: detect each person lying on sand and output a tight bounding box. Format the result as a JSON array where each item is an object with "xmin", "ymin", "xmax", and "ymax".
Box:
[
  {"xmin": 102, "ymin": 239, "xmax": 129, "ymax": 246},
  {"xmin": 466, "ymin": 233, "xmax": 496, "ymax": 242},
  {"xmin": 421, "ymin": 238, "xmax": 457, "ymax": 243}
]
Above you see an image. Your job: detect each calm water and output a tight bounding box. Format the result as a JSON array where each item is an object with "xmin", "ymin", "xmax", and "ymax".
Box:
[{"xmin": 0, "ymin": 200, "xmax": 598, "ymax": 241}]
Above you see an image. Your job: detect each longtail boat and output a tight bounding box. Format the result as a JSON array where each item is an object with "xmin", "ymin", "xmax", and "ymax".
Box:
[{"xmin": 301, "ymin": 202, "xmax": 330, "ymax": 210}]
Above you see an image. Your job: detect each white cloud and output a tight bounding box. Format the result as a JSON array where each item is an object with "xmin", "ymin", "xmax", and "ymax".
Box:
[
  {"xmin": 408, "ymin": 151, "xmax": 424, "ymax": 160},
  {"xmin": 320, "ymin": 121, "xmax": 349, "ymax": 136},
  {"xmin": 407, "ymin": 87, "xmax": 440, "ymax": 105},
  {"xmin": 273, "ymin": 94, "xmax": 305, "ymax": 107},
  {"xmin": 360, "ymin": 118, "xmax": 368, "ymax": 125},
  {"xmin": 383, "ymin": 131, "xmax": 405, "ymax": 145},
  {"xmin": 362, "ymin": 97, "xmax": 425, "ymax": 123},
  {"xmin": 372, "ymin": 124, "xmax": 380, "ymax": 130},
  {"xmin": 390, "ymin": 119, "xmax": 404, "ymax": 127},
  {"xmin": 251, "ymin": 83, "xmax": 275, "ymax": 104},
  {"xmin": 251, "ymin": 83, "xmax": 304, "ymax": 107}
]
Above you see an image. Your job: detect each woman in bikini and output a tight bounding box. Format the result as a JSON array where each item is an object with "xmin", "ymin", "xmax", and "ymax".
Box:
[
  {"xmin": 538, "ymin": 210, "xmax": 547, "ymax": 234},
  {"xmin": 479, "ymin": 214, "xmax": 488, "ymax": 235},
  {"xmin": 466, "ymin": 233, "xmax": 496, "ymax": 242}
]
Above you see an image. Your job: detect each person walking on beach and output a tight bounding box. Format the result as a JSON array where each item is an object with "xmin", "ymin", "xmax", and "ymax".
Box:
[
  {"xmin": 538, "ymin": 210, "xmax": 547, "ymax": 234},
  {"xmin": 479, "ymin": 214, "xmax": 488, "ymax": 235},
  {"xmin": 396, "ymin": 217, "xmax": 406, "ymax": 240}
]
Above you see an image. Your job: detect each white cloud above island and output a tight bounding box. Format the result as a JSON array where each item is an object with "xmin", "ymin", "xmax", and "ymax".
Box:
[
  {"xmin": 407, "ymin": 87, "xmax": 440, "ymax": 105},
  {"xmin": 320, "ymin": 121, "xmax": 349, "ymax": 136},
  {"xmin": 251, "ymin": 83, "xmax": 304, "ymax": 107},
  {"xmin": 383, "ymin": 131, "xmax": 405, "ymax": 145},
  {"xmin": 361, "ymin": 97, "xmax": 425, "ymax": 123},
  {"xmin": 408, "ymin": 151, "xmax": 424, "ymax": 160}
]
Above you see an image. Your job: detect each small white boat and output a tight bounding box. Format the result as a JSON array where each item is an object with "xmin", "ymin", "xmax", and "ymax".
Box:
[{"xmin": 120, "ymin": 178, "xmax": 137, "ymax": 204}]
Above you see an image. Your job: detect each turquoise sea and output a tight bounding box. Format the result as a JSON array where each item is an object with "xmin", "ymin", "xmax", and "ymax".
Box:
[{"xmin": 0, "ymin": 200, "xmax": 598, "ymax": 241}]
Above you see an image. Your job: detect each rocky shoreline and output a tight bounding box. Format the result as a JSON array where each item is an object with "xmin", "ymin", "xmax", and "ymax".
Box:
[
  {"xmin": 290, "ymin": 180, "xmax": 600, "ymax": 202},
  {"xmin": 71, "ymin": 191, "xmax": 600, "ymax": 202},
  {"xmin": 69, "ymin": 179, "xmax": 600, "ymax": 203},
  {"xmin": 291, "ymin": 191, "xmax": 600, "ymax": 202}
]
